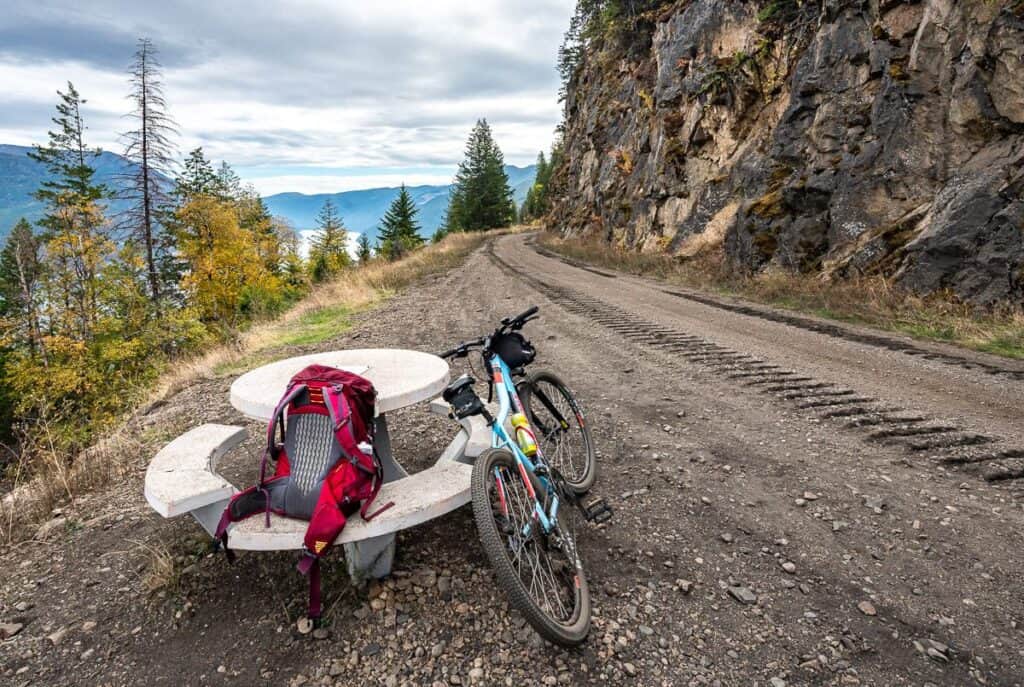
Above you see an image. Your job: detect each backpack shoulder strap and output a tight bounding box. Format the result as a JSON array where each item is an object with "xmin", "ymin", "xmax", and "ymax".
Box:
[
  {"xmin": 321, "ymin": 385, "xmax": 370, "ymax": 470},
  {"xmin": 261, "ymin": 383, "xmax": 306, "ymax": 482}
]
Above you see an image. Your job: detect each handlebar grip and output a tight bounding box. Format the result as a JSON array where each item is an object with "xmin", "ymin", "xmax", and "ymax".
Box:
[
  {"xmin": 519, "ymin": 305, "xmax": 539, "ymax": 320},
  {"xmin": 438, "ymin": 347, "xmax": 459, "ymax": 359}
]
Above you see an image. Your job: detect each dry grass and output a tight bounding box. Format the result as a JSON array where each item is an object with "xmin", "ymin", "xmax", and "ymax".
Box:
[
  {"xmin": 539, "ymin": 232, "xmax": 1024, "ymax": 360},
  {"xmin": 137, "ymin": 539, "xmax": 180, "ymax": 595},
  {"xmin": 1, "ymin": 230, "xmax": 496, "ymax": 543}
]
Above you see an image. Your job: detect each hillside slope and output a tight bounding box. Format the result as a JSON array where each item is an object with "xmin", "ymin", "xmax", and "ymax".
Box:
[{"xmin": 549, "ymin": 1, "xmax": 1024, "ymax": 305}]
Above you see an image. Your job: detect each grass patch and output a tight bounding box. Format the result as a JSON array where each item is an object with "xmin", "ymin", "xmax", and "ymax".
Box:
[
  {"xmin": 539, "ymin": 232, "xmax": 1024, "ymax": 360},
  {"xmin": 274, "ymin": 303, "xmax": 359, "ymax": 347}
]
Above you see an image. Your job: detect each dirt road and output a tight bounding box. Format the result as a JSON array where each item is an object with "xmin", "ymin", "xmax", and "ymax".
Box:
[{"xmin": 2, "ymin": 232, "xmax": 1022, "ymax": 686}]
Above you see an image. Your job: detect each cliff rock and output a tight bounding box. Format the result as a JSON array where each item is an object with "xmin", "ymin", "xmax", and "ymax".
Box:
[{"xmin": 550, "ymin": 0, "xmax": 1024, "ymax": 305}]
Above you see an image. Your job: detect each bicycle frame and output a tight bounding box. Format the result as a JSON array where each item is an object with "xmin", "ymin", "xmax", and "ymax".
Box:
[{"xmin": 486, "ymin": 352, "xmax": 560, "ymax": 534}]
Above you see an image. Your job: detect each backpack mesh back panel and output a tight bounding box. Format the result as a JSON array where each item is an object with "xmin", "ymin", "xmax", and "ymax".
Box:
[{"xmin": 283, "ymin": 413, "xmax": 341, "ymax": 519}]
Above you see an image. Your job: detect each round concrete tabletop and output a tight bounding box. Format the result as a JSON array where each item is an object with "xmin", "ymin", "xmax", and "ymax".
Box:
[{"xmin": 229, "ymin": 349, "xmax": 450, "ymax": 421}]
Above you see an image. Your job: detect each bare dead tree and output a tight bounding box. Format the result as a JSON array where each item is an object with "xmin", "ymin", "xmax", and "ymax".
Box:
[{"xmin": 120, "ymin": 38, "xmax": 177, "ymax": 309}]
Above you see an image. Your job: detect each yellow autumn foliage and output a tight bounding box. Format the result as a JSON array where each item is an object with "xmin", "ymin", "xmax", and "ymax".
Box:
[{"xmin": 176, "ymin": 196, "xmax": 285, "ymax": 329}]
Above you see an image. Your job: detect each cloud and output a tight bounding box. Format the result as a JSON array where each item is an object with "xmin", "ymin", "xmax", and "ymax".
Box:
[{"xmin": 0, "ymin": 1, "xmax": 575, "ymax": 193}]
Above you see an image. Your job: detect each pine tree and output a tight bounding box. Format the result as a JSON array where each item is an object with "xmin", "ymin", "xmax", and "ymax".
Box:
[
  {"xmin": 520, "ymin": 141, "xmax": 565, "ymax": 222},
  {"xmin": 174, "ymin": 148, "xmax": 219, "ymax": 201},
  {"xmin": 215, "ymin": 161, "xmax": 242, "ymax": 201},
  {"xmin": 444, "ymin": 119, "xmax": 515, "ymax": 232},
  {"xmin": 356, "ymin": 233, "xmax": 372, "ymax": 263},
  {"xmin": 308, "ymin": 199, "xmax": 350, "ymax": 281},
  {"xmin": 378, "ymin": 184, "xmax": 424, "ymax": 260},
  {"xmin": 28, "ymin": 83, "xmax": 113, "ymax": 343},
  {"xmin": 120, "ymin": 38, "xmax": 177, "ymax": 306},
  {"xmin": 29, "ymin": 82, "xmax": 108, "ymax": 212}
]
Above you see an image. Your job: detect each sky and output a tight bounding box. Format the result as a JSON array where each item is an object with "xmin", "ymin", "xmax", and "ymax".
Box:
[{"xmin": 0, "ymin": 0, "xmax": 575, "ymax": 196}]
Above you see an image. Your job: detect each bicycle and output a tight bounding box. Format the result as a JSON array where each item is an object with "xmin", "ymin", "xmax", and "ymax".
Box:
[{"xmin": 439, "ymin": 306, "xmax": 611, "ymax": 646}]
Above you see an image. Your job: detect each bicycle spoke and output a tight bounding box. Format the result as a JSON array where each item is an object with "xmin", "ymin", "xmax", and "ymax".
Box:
[{"xmin": 488, "ymin": 461, "xmax": 576, "ymax": 623}]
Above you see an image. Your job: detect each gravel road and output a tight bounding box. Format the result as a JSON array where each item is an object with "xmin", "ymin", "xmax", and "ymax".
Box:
[{"xmin": 1, "ymin": 232, "xmax": 1021, "ymax": 686}]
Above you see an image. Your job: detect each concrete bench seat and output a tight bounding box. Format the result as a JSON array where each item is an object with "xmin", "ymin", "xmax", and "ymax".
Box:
[
  {"xmin": 144, "ymin": 423, "xmax": 247, "ymax": 518},
  {"xmin": 226, "ymin": 460, "xmax": 473, "ymax": 550}
]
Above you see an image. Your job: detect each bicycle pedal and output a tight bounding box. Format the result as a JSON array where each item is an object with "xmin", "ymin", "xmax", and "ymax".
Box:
[{"xmin": 581, "ymin": 497, "xmax": 613, "ymax": 524}]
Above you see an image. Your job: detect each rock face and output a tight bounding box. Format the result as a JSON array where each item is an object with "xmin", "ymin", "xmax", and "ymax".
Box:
[{"xmin": 549, "ymin": 0, "xmax": 1024, "ymax": 305}]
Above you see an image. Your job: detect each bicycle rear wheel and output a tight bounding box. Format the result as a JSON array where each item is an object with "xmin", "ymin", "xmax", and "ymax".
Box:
[
  {"xmin": 520, "ymin": 370, "xmax": 597, "ymax": 494},
  {"xmin": 471, "ymin": 448, "xmax": 590, "ymax": 646}
]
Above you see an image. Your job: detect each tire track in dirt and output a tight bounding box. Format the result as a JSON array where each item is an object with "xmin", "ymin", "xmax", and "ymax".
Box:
[
  {"xmin": 489, "ymin": 240, "xmax": 1024, "ymax": 492},
  {"xmin": 532, "ymin": 243, "xmax": 1024, "ymax": 383}
]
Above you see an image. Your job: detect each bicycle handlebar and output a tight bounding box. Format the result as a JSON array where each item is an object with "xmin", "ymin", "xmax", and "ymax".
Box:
[
  {"xmin": 437, "ymin": 305, "xmax": 540, "ymax": 359},
  {"xmin": 438, "ymin": 336, "xmax": 486, "ymax": 359},
  {"xmin": 500, "ymin": 305, "xmax": 539, "ymax": 331}
]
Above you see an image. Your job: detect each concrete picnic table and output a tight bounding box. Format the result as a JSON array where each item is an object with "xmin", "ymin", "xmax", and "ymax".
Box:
[{"xmin": 144, "ymin": 348, "xmax": 492, "ymax": 579}]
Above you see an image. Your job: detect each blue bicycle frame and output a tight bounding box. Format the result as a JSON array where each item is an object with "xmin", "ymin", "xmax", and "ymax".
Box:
[{"xmin": 487, "ymin": 352, "xmax": 560, "ymax": 535}]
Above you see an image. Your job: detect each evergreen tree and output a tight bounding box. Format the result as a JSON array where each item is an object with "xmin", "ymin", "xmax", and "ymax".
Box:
[
  {"xmin": 377, "ymin": 184, "xmax": 424, "ymax": 260},
  {"xmin": 174, "ymin": 148, "xmax": 219, "ymax": 201},
  {"xmin": 120, "ymin": 38, "xmax": 177, "ymax": 306},
  {"xmin": 356, "ymin": 233, "xmax": 372, "ymax": 263},
  {"xmin": 215, "ymin": 161, "xmax": 242, "ymax": 201},
  {"xmin": 520, "ymin": 141, "xmax": 564, "ymax": 222},
  {"xmin": 28, "ymin": 83, "xmax": 113, "ymax": 343},
  {"xmin": 28, "ymin": 83, "xmax": 107, "ymax": 209},
  {"xmin": 444, "ymin": 119, "xmax": 515, "ymax": 232},
  {"xmin": 308, "ymin": 199, "xmax": 350, "ymax": 281}
]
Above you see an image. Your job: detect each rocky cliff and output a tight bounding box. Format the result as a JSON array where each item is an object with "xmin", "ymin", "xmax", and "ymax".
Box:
[{"xmin": 549, "ymin": 0, "xmax": 1024, "ymax": 305}]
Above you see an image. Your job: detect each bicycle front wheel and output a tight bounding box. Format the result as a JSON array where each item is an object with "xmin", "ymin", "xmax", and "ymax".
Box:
[
  {"xmin": 471, "ymin": 448, "xmax": 591, "ymax": 646},
  {"xmin": 520, "ymin": 370, "xmax": 597, "ymax": 494}
]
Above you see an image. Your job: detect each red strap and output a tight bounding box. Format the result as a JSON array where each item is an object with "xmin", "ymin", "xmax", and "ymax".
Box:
[
  {"xmin": 307, "ymin": 558, "xmax": 322, "ymax": 619},
  {"xmin": 360, "ymin": 464, "xmax": 395, "ymax": 521},
  {"xmin": 322, "ymin": 385, "xmax": 367, "ymax": 467},
  {"xmin": 263, "ymin": 383, "xmax": 305, "ymax": 482}
]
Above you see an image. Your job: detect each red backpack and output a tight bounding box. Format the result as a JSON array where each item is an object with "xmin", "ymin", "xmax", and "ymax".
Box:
[{"xmin": 214, "ymin": 364, "xmax": 393, "ymax": 623}]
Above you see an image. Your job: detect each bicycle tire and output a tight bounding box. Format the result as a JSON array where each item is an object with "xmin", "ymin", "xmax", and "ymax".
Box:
[
  {"xmin": 519, "ymin": 370, "xmax": 597, "ymax": 494},
  {"xmin": 471, "ymin": 448, "xmax": 591, "ymax": 646}
]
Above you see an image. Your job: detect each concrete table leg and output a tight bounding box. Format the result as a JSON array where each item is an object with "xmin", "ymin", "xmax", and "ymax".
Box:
[{"xmin": 344, "ymin": 415, "xmax": 406, "ymax": 582}]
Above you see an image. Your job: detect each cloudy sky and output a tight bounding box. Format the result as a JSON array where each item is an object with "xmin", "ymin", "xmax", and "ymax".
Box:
[{"xmin": 1, "ymin": 0, "xmax": 575, "ymax": 195}]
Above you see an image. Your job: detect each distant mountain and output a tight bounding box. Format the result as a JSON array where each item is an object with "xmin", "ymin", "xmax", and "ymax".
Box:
[
  {"xmin": 264, "ymin": 164, "xmax": 537, "ymax": 242},
  {"xmin": 0, "ymin": 142, "xmax": 537, "ymax": 243},
  {"xmin": 0, "ymin": 144, "xmax": 145, "ymax": 233}
]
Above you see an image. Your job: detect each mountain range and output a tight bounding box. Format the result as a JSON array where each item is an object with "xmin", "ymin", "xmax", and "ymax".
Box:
[
  {"xmin": 265, "ymin": 164, "xmax": 537, "ymax": 242},
  {"xmin": 0, "ymin": 144, "xmax": 537, "ymax": 243}
]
